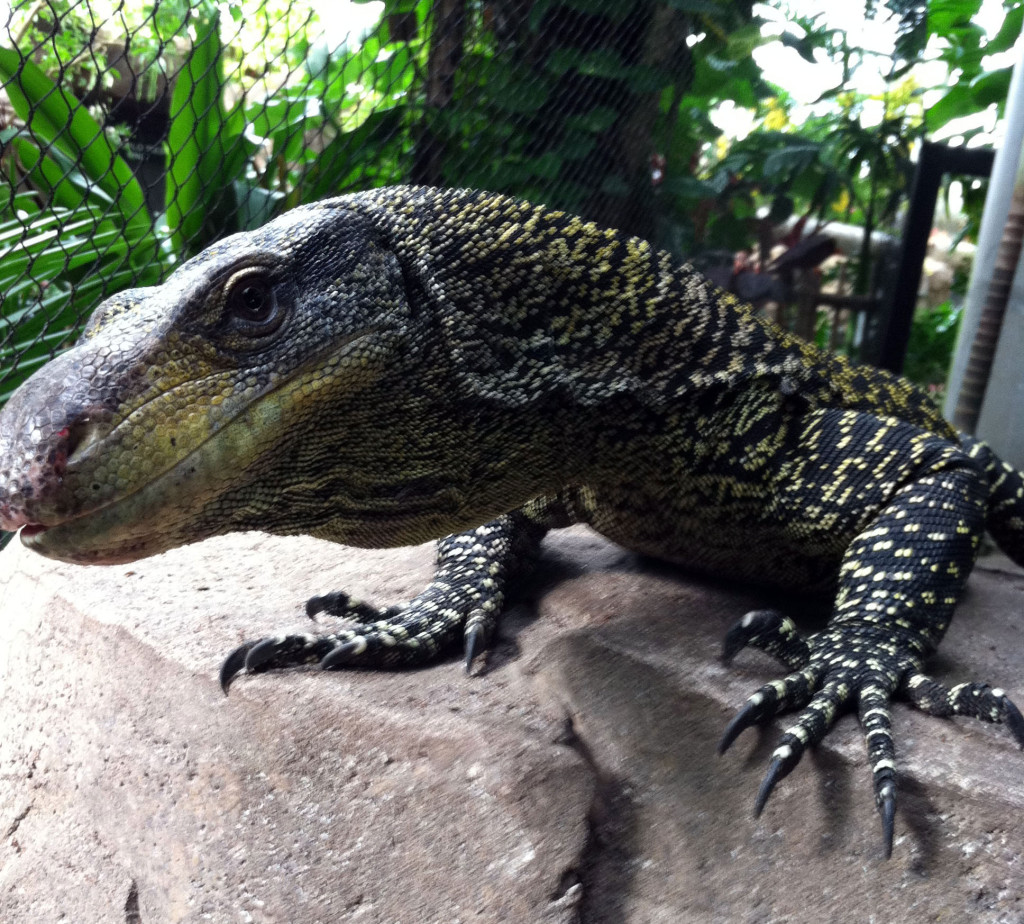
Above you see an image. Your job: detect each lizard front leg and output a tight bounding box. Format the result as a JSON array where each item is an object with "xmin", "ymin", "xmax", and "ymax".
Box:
[
  {"xmin": 220, "ymin": 506, "xmax": 554, "ymax": 690},
  {"xmin": 717, "ymin": 411, "xmax": 1024, "ymax": 855}
]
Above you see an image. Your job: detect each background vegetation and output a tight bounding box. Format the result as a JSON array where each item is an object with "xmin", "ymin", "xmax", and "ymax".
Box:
[{"xmin": 0, "ymin": 0, "xmax": 1019, "ymax": 405}]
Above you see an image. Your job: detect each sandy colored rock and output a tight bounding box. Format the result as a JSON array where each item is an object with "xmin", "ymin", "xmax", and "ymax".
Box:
[{"xmin": 1, "ymin": 527, "xmax": 1023, "ymax": 923}]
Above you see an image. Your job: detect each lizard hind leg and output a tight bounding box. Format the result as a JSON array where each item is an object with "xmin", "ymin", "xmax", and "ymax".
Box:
[{"xmin": 963, "ymin": 434, "xmax": 1024, "ymax": 566}]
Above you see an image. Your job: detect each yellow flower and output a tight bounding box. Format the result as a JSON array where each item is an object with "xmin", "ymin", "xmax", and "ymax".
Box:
[{"xmin": 763, "ymin": 99, "xmax": 788, "ymax": 131}]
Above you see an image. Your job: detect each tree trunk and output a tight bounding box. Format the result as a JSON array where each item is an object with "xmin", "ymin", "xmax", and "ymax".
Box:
[{"xmin": 411, "ymin": 0, "xmax": 466, "ymax": 187}]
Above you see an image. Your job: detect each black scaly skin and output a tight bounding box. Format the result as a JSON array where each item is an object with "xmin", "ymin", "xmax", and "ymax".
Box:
[{"xmin": 0, "ymin": 187, "xmax": 1022, "ymax": 857}]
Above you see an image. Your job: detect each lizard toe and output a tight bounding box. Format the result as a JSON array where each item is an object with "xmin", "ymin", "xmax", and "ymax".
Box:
[
  {"xmin": 307, "ymin": 591, "xmax": 401, "ymax": 624},
  {"xmin": 463, "ymin": 606, "xmax": 498, "ymax": 673},
  {"xmin": 220, "ymin": 633, "xmax": 340, "ymax": 691},
  {"xmin": 749, "ymin": 678, "xmax": 855, "ymax": 814},
  {"xmin": 719, "ymin": 664, "xmax": 825, "ymax": 754},
  {"xmin": 246, "ymin": 633, "xmax": 339, "ymax": 672},
  {"xmin": 879, "ymin": 784, "xmax": 896, "ymax": 859},
  {"xmin": 754, "ymin": 746, "xmax": 801, "ymax": 816},
  {"xmin": 903, "ymin": 672, "xmax": 1024, "ymax": 746},
  {"xmin": 719, "ymin": 695, "xmax": 776, "ymax": 755},
  {"xmin": 725, "ymin": 629, "xmax": 913, "ymax": 857},
  {"xmin": 463, "ymin": 620, "xmax": 487, "ymax": 674},
  {"xmin": 319, "ymin": 638, "xmax": 367, "ymax": 669},
  {"xmin": 722, "ymin": 609, "xmax": 811, "ymax": 670},
  {"xmin": 857, "ymin": 681, "xmax": 899, "ymax": 857}
]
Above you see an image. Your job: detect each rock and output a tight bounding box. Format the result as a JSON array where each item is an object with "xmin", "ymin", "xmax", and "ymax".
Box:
[{"xmin": 1, "ymin": 527, "xmax": 1023, "ymax": 923}]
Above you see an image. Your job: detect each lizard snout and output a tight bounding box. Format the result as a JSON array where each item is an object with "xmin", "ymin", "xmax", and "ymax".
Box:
[{"xmin": 0, "ymin": 369, "xmax": 114, "ymax": 532}]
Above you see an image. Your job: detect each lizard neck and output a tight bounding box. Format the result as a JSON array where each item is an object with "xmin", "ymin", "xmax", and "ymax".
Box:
[{"xmin": 377, "ymin": 189, "xmax": 796, "ymax": 417}]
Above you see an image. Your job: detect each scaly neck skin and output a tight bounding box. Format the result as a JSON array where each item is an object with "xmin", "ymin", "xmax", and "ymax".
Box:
[
  {"xmin": 367, "ymin": 187, "xmax": 956, "ymax": 447},
  {"xmin": 374, "ymin": 187, "xmax": 795, "ymax": 398}
]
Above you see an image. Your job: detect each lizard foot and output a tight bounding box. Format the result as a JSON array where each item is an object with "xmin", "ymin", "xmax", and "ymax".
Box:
[
  {"xmin": 305, "ymin": 589, "xmax": 494, "ymax": 672},
  {"xmin": 219, "ymin": 524, "xmax": 520, "ymax": 692},
  {"xmin": 718, "ymin": 616, "xmax": 1024, "ymax": 857},
  {"xmin": 219, "ymin": 593, "xmax": 498, "ymax": 692}
]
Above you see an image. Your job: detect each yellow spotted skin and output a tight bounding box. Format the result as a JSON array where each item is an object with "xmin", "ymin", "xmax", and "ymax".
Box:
[{"xmin": 0, "ymin": 187, "xmax": 1022, "ymax": 855}]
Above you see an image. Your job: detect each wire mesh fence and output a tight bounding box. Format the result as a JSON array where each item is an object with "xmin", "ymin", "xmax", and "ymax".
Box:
[{"xmin": 1, "ymin": 0, "xmax": 896, "ymax": 411}]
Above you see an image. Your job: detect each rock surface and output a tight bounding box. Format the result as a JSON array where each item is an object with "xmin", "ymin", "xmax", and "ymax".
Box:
[{"xmin": 1, "ymin": 527, "xmax": 1023, "ymax": 923}]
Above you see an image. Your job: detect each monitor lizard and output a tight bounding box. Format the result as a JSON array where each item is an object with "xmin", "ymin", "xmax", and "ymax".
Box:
[{"xmin": 0, "ymin": 186, "xmax": 1021, "ymax": 856}]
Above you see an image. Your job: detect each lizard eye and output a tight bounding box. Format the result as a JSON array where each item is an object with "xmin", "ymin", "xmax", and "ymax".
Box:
[{"xmin": 222, "ymin": 272, "xmax": 286, "ymax": 337}]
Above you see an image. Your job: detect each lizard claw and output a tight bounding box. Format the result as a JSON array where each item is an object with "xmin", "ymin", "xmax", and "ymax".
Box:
[
  {"xmin": 220, "ymin": 633, "xmax": 338, "ymax": 689},
  {"xmin": 879, "ymin": 782, "xmax": 896, "ymax": 859},
  {"xmin": 307, "ymin": 591, "xmax": 394, "ymax": 624},
  {"xmin": 306, "ymin": 591, "xmax": 345, "ymax": 618},
  {"xmin": 219, "ymin": 641, "xmax": 258, "ymax": 694},
  {"xmin": 1007, "ymin": 697, "xmax": 1024, "ymax": 747},
  {"xmin": 754, "ymin": 755, "xmax": 783, "ymax": 816},
  {"xmin": 722, "ymin": 609, "xmax": 810, "ymax": 670},
  {"xmin": 243, "ymin": 636, "xmax": 290, "ymax": 673},
  {"xmin": 319, "ymin": 639, "xmax": 366, "ymax": 670},
  {"xmin": 464, "ymin": 622, "xmax": 485, "ymax": 673},
  {"xmin": 753, "ymin": 741, "xmax": 803, "ymax": 816},
  {"xmin": 718, "ymin": 696, "xmax": 773, "ymax": 754}
]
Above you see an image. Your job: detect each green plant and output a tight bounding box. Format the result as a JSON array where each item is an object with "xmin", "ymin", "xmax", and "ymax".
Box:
[
  {"xmin": 165, "ymin": 9, "xmax": 254, "ymax": 256},
  {"xmin": 902, "ymin": 300, "xmax": 963, "ymax": 396},
  {"xmin": 926, "ymin": 0, "xmax": 1023, "ymax": 137},
  {"xmin": 0, "ymin": 50, "xmax": 164, "ymax": 403}
]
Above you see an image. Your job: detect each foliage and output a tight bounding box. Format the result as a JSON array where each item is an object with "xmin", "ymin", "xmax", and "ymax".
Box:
[
  {"xmin": 902, "ymin": 300, "xmax": 963, "ymax": 395},
  {"xmin": 0, "ymin": 0, "xmax": 398, "ymax": 403},
  {"xmin": 165, "ymin": 8, "xmax": 253, "ymax": 255},
  {"xmin": 926, "ymin": 0, "xmax": 1023, "ymax": 137},
  {"xmin": 0, "ymin": 48, "xmax": 149, "ymax": 225},
  {"xmin": 242, "ymin": 6, "xmax": 424, "ymax": 210},
  {"xmin": 0, "ymin": 49, "xmax": 163, "ymax": 404},
  {"xmin": 0, "ymin": 0, "xmax": 1019, "ymax": 412}
]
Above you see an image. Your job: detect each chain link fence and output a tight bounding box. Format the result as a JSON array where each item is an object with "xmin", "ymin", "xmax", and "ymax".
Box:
[{"xmin": 1, "ymin": 0, "xmax": 899, "ymax": 411}]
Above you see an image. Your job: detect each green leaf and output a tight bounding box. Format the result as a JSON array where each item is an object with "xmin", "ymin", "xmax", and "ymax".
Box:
[
  {"xmin": 763, "ymin": 143, "xmax": 820, "ymax": 179},
  {"xmin": 661, "ymin": 175, "xmax": 716, "ymax": 198},
  {"xmin": 547, "ymin": 48, "xmax": 583, "ymax": 77},
  {"xmin": 986, "ymin": 4, "xmax": 1024, "ymax": 54},
  {"xmin": 971, "ymin": 67, "xmax": 1011, "ymax": 108},
  {"xmin": 489, "ymin": 65, "xmax": 551, "ymax": 114},
  {"xmin": 521, "ymin": 151, "xmax": 562, "ymax": 180},
  {"xmin": 665, "ymin": 0, "xmax": 724, "ymax": 12},
  {"xmin": 565, "ymin": 106, "xmax": 618, "ymax": 133},
  {"xmin": 0, "ymin": 49, "xmax": 148, "ymax": 228},
  {"xmin": 925, "ymin": 83, "xmax": 978, "ymax": 131},
  {"xmin": 726, "ymin": 24, "xmax": 767, "ymax": 60},
  {"xmin": 165, "ymin": 11, "xmax": 242, "ymax": 254},
  {"xmin": 555, "ymin": 135, "xmax": 597, "ymax": 162},
  {"xmin": 625, "ymin": 64, "xmax": 669, "ymax": 94},
  {"xmin": 246, "ymin": 91, "xmax": 316, "ymax": 141},
  {"xmin": 9, "ymin": 136, "xmax": 88, "ymax": 211},
  {"xmin": 0, "ymin": 202, "xmax": 164, "ymax": 405},
  {"xmin": 779, "ymin": 31, "xmax": 819, "ymax": 65},
  {"xmin": 576, "ymin": 49, "xmax": 628, "ymax": 79}
]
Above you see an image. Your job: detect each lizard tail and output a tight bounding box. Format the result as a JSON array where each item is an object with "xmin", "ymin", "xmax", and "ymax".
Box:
[{"xmin": 963, "ymin": 435, "xmax": 1024, "ymax": 567}]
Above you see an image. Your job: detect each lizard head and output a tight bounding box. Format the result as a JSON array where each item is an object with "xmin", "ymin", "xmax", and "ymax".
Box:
[{"xmin": 0, "ymin": 199, "xmax": 440, "ymax": 564}]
